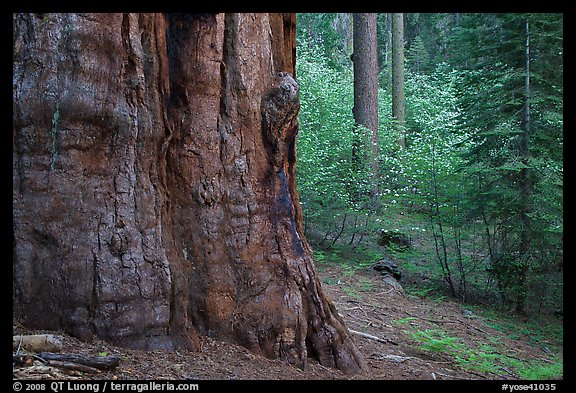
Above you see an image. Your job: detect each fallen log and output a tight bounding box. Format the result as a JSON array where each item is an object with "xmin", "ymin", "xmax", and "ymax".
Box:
[
  {"xmin": 349, "ymin": 329, "xmax": 398, "ymax": 345},
  {"xmin": 44, "ymin": 360, "xmax": 101, "ymax": 374},
  {"xmin": 38, "ymin": 352, "xmax": 120, "ymax": 371},
  {"xmin": 13, "ymin": 335, "xmax": 64, "ymax": 353},
  {"xmin": 370, "ymin": 353, "xmax": 412, "ymax": 363}
]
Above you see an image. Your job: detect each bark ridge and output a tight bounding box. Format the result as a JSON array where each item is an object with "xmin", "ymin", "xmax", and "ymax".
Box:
[{"xmin": 12, "ymin": 13, "xmax": 365, "ymax": 375}]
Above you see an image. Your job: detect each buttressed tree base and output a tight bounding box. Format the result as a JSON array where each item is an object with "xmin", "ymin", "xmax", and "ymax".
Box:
[{"xmin": 13, "ymin": 13, "xmax": 366, "ymax": 375}]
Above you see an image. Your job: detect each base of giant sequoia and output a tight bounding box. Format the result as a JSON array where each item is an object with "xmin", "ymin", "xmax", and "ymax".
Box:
[{"xmin": 13, "ymin": 13, "xmax": 366, "ymax": 375}]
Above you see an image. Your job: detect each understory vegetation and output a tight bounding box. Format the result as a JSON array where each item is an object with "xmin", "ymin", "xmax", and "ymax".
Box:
[{"xmin": 295, "ymin": 13, "xmax": 562, "ymax": 327}]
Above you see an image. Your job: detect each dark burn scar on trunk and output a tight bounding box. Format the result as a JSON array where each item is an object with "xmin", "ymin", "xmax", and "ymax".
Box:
[{"xmin": 261, "ymin": 72, "xmax": 300, "ymax": 169}]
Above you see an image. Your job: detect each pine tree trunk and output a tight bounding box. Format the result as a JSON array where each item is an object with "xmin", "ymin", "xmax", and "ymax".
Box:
[
  {"xmin": 352, "ymin": 13, "xmax": 379, "ymax": 190},
  {"xmin": 517, "ymin": 18, "xmax": 532, "ymax": 316},
  {"xmin": 392, "ymin": 13, "xmax": 405, "ymax": 148},
  {"xmin": 13, "ymin": 13, "xmax": 365, "ymax": 375}
]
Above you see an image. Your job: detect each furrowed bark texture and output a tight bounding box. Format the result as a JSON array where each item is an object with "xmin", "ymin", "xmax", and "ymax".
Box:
[
  {"xmin": 352, "ymin": 13, "xmax": 379, "ymax": 189},
  {"xmin": 13, "ymin": 13, "xmax": 365, "ymax": 375}
]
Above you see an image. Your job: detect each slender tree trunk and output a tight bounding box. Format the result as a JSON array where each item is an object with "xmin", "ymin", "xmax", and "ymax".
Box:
[
  {"xmin": 517, "ymin": 18, "xmax": 532, "ymax": 315},
  {"xmin": 385, "ymin": 13, "xmax": 392, "ymax": 68},
  {"xmin": 392, "ymin": 13, "xmax": 405, "ymax": 149},
  {"xmin": 378, "ymin": 13, "xmax": 392, "ymax": 81},
  {"xmin": 330, "ymin": 213, "xmax": 348, "ymax": 247},
  {"xmin": 333, "ymin": 13, "xmax": 352, "ymax": 63},
  {"xmin": 352, "ymin": 13, "xmax": 379, "ymax": 193},
  {"xmin": 429, "ymin": 137, "xmax": 456, "ymax": 297},
  {"xmin": 13, "ymin": 13, "xmax": 365, "ymax": 374}
]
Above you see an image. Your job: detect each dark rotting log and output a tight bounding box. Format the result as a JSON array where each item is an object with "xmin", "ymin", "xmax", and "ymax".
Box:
[{"xmin": 38, "ymin": 352, "xmax": 120, "ymax": 370}]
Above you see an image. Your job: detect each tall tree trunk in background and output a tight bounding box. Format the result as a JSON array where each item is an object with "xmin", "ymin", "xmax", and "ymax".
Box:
[
  {"xmin": 352, "ymin": 13, "xmax": 379, "ymax": 193},
  {"xmin": 392, "ymin": 13, "xmax": 406, "ymax": 149},
  {"xmin": 13, "ymin": 13, "xmax": 365, "ymax": 375},
  {"xmin": 333, "ymin": 13, "xmax": 353, "ymax": 64},
  {"xmin": 517, "ymin": 18, "xmax": 532, "ymax": 316},
  {"xmin": 381, "ymin": 13, "xmax": 393, "ymax": 75}
]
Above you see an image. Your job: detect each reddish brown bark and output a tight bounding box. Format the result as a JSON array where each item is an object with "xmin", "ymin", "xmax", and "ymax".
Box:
[
  {"xmin": 13, "ymin": 13, "xmax": 365, "ymax": 374},
  {"xmin": 352, "ymin": 13, "xmax": 379, "ymax": 184}
]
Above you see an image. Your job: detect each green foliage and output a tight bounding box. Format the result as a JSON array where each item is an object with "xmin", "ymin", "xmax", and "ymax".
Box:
[
  {"xmin": 312, "ymin": 250, "xmax": 328, "ymax": 264},
  {"xmin": 296, "ymin": 39, "xmax": 355, "ymax": 210},
  {"xmin": 393, "ymin": 316, "xmax": 417, "ymax": 326},
  {"xmin": 508, "ymin": 357, "xmax": 563, "ymax": 380},
  {"xmin": 404, "ymin": 318, "xmax": 562, "ymax": 378},
  {"xmin": 450, "ymin": 13, "xmax": 563, "ymax": 312},
  {"xmin": 405, "ymin": 287, "xmax": 434, "ymax": 299},
  {"xmin": 409, "ymin": 328, "xmax": 462, "ymax": 353},
  {"xmin": 454, "ymin": 344, "xmax": 508, "ymax": 374},
  {"xmin": 297, "ymin": 13, "xmax": 351, "ymax": 70},
  {"xmin": 406, "ymin": 35, "xmax": 431, "ymax": 74},
  {"xmin": 296, "ymin": 36, "xmax": 380, "ymax": 250},
  {"xmin": 296, "ymin": 12, "xmax": 562, "ymax": 315}
]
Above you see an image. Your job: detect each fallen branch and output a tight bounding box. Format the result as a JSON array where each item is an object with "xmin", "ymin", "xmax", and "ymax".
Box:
[
  {"xmin": 44, "ymin": 360, "xmax": 101, "ymax": 374},
  {"xmin": 349, "ymin": 329, "xmax": 398, "ymax": 345},
  {"xmin": 402, "ymin": 311, "xmax": 491, "ymax": 336},
  {"xmin": 370, "ymin": 353, "xmax": 412, "ymax": 363},
  {"xmin": 38, "ymin": 352, "xmax": 120, "ymax": 371},
  {"xmin": 403, "ymin": 311, "xmax": 443, "ymax": 324},
  {"xmin": 434, "ymin": 371, "xmax": 458, "ymax": 379}
]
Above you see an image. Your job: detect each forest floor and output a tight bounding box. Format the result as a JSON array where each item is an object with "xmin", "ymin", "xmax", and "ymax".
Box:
[{"xmin": 13, "ymin": 263, "xmax": 563, "ymax": 381}]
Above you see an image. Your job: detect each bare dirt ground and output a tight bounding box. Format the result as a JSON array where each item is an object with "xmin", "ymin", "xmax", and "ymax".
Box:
[{"xmin": 13, "ymin": 263, "xmax": 562, "ymax": 381}]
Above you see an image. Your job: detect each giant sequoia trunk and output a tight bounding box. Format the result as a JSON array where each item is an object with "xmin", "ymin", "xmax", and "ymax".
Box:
[{"xmin": 13, "ymin": 13, "xmax": 365, "ymax": 374}]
